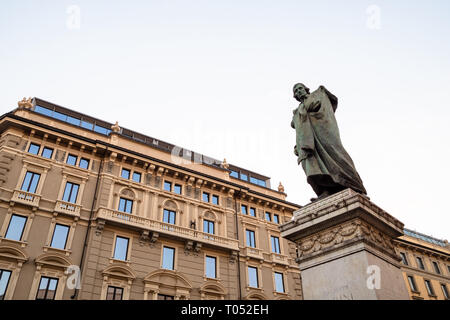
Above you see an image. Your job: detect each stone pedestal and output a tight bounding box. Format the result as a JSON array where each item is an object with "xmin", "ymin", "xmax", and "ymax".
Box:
[{"xmin": 280, "ymin": 188, "xmax": 409, "ymax": 300}]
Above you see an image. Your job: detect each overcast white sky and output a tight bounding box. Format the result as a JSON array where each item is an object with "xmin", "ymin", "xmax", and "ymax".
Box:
[{"xmin": 1, "ymin": 1, "xmax": 449, "ymax": 240}]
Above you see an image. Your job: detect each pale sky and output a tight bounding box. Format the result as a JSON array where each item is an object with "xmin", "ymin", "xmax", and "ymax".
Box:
[{"xmin": 1, "ymin": 1, "xmax": 449, "ymax": 240}]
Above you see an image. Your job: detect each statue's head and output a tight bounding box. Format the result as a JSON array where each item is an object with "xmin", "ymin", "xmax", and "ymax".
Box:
[{"xmin": 293, "ymin": 83, "xmax": 310, "ymax": 102}]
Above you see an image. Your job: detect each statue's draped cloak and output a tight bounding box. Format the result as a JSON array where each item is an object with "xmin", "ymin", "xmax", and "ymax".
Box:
[{"xmin": 291, "ymin": 86, "xmax": 366, "ymax": 195}]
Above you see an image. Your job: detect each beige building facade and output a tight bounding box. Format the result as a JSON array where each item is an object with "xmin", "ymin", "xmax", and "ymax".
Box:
[{"xmin": 0, "ymin": 97, "xmax": 448, "ymax": 300}]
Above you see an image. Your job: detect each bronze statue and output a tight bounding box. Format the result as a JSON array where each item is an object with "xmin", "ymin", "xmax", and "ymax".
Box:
[{"xmin": 291, "ymin": 83, "xmax": 367, "ymax": 202}]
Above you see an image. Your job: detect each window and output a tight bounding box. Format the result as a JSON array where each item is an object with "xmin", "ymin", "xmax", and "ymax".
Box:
[
  {"xmin": 205, "ymin": 256, "xmax": 217, "ymax": 279},
  {"xmin": 273, "ymin": 214, "xmax": 279, "ymax": 224},
  {"xmin": 241, "ymin": 173, "xmax": 248, "ymax": 181},
  {"xmin": 106, "ymin": 286, "xmax": 123, "ymax": 300},
  {"xmin": 424, "ymin": 280, "xmax": 435, "ymax": 296},
  {"xmin": 230, "ymin": 171, "xmax": 239, "ymax": 178},
  {"xmin": 164, "ymin": 181, "xmax": 172, "ymax": 192},
  {"xmin": 0, "ymin": 269, "xmax": 12, "ymax": 300},
  {"xmin": 118, "ymin": 198, "xmax": 133, "ymax": 213},
  {"xmin": 5, "ymin": 214, "xmax": 27, "ymax": 241},
  {"xmin": 407, "ymin": 275, "xmax": 418, "ymax": 292},
  {"xmin": 162, "ymin": 247, "xmax": 175, "ymax": 270},
  {"xmin": 113, "ymin": 236, "xmax": 129, "ymax": 261},
  {"xmin": 274, "ymin": 272, "xmax": 285, "ymax": 293},
  {"xmin": 66, "ymin": 154, "xmax": 78, "ymax": 166},
  {"xmin": 163, "ymin": 209, "xmax": 176, "ymax": 225},
  {"xmin": 132, "ymin": 172, "xmax": 141, "ymax": 183},
  {"xmin": 62, "ymin": 182, "xmax": 79, "ymax": 203},
  {"xmin": 271, "ymin": 236, "xmax": 281, "ymax": 254},
  {"xmin": 81, "ymin": 120, "xmax": 93, "ymax": 130},
  {"xmin": 21, "ymin": 171, "xmax": 40, "ymax": 193},
  {"xmin": 121, "ymin": 168, "xmax": 130, "ymax": 180},
  {"xmin": 265, "ymin": 212, "xmax": 271, "ymax": 222},
  {"xmin": 174, "ymin": 184, "xmax": 182, "ymax": 195},
  {"xmin": 36, "ymin": 276, "xmax": 58, "ymax": 300},
  {"xmin": 212, "ymin": 195, "xmax": 219, "ymax": 205},
  {"xmin": 202, "ymin": 192, "xmax": 210, "ymax": 203},
  {"xmin": 79, "ymin": 158, "xmax": 90, "ymax": 169},
  {"xmin": 416, "ymin": 257, "xmax": 425, "ymax": 270},
  {"xmin": 248, "ymin": 267, "xmax": 258, "ymax": 288},
  {"xmin": 241, "ymin": 204, "xmax": 247, "ymax": 215},
  {"xmin": 50, "ymin": 224, "xmax": 70, "ymax": 250},
  {"xmin": 432, "ymin": 261, "xmax": 441, "ymax": 274},
  {"xmin": 28, "ymin": 143, "xmax": 40, "ymax": 155},
  {"xmin": 246, "ymin": 229, "xmax": 256, "ymax": 248},
  {"xmin": 41, "ymin": 147, "xmax": 53, "ymax": 159},
  {"xmin": 441, "ymin": 284, "xmax": 449, "ymax": 299},
  {"xmin": 400, "ymin": 252, "xmax": 409, "ymax": 265},
  {"xmin": 249, "ymin": 207, "xmax": 256, "ymax": 217},
  {"xmin": 158, "ymin": 294, "xmax": 174, "ymax": 300},
  {"xmin": 203, "ymin": 219, "xmax": 214, "ymax": 235}
]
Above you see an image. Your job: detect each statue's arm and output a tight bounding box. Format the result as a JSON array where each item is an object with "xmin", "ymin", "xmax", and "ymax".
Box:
[{"xmin": 307, "ymin": 100, "xmax": 321, "ymax": 112}]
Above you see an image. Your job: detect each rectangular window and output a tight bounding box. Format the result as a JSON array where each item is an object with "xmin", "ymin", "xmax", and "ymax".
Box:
[
  {"xmin": 174, "ymin": 184, "xmax": 182, "ymax": 195},
  {"xmin": 230, "ymin": 171, "xmax": 239, "ymax": 178},
  {"xmin": 50, "ymin": 224, "xmax": 70, "ymax": 250},
  {"xmin": 158, "ymin": 294, "xmax": 174, "ymax": 300},
  {"xmin": 62, "ymin": 182, "xmax": 79, "ymax": 203},
  {"xmin": 271, "ymin": 236, "xmax": 281, "ymax": 254},
  {"xmin": 94, "ymin": 125, "xmax": 110, "ymax": 136},
  {"xmin": 246, "ymin": 229, "xmax": 256, "ymax": 248},
  {"xmin": 21, "ymin": 171, "xmax": 41, "ymax": 193},
  {"xmin": 203, "ymin": 219, "xmax": 214, "ymax": 235},
  {"xmin": 67, "ymin": 115, "xmax": 81, "ymax": 126},
  {"xmin": 265, "ymin": 212, "xmax": 271, "ymax": 222},
  {"xmin": 249, "ymin": 207, "xmax": 256, "ymax": 217},
  {"xmin": 248, "ymin": 266, "xmax": 258, "ymax": 288},
  {"xmin": 79, "ymin": 158, "xmax": 90, "ymax": 170},
  {"xmin": 66, "ymin": 154, "xmax": 78, "ymax": 166},
  {"xmin": 432, "ymin": 261, "xmax": 441, "ymax": 274},
  {"xmin": 121, "ymin": 168, "xmax": 130, "ymax": 180},
  {"xmin": 407, "ymin": 275, "xmax": 418, "ymax": 292},
  {"xmin": 202, "ymin": 192, "xmax": 210, "ymax": 202},
  {"xmin": 205, "ymin": 256, "xmax": 217, "ymax": 279},
  {"xmin": 163, "ymin": 209, "xmax": 176, "ymax": 225},
  {"xmin": 28, "ymin": 143, "xmax": 40, "ymax": 155},
  {"xmin": 162, "ymin": 247, "xmax": 175, "ymax": 270},
  {"xmin": 5, "ymin": 214, "xmax": 27, "ymax": 241},
  {"xmin": 164, "ymin": 181, "xmax": 172, "ymax": 192},
  {"xmin": 81, "ymin": 120, "xmax": 93, "ymax": 130},
  {"xmin": 400, "ymin": 252, "xmax": 409, "ymax": 265},
  {"xmin": 274, "ymin": 272, "xmax": 285, "ymax": 293},
  {"xmin": 416, "ymin": 257, "xmax": 425, "ymax": 270},
  {"xmin": 241, "ymin": 204, "xmax": 247, "ymax": 215},
  {"xmin": 132, "ymin": 172, "xmax": 141, "ymax": 183},
  {"xmin": 240, "ymin": 173, "xmax": 248, "ymax": 181},
  {"xmin": 0, "ymin": 269, "xmax": 12, "ymax": 300},
  {"xmin": 106, "ymin": 286, "xmax": 123, "ymax": 300},
  {"xmin": 441, "ymin": 284, "xmax": 449, "ymax": 299},
  {"xmin": 41, "ymin": 147, "xmax": 54, "ymax": 159},
  {"xmin": 425, "ymin": 280, "xmax": 435, "ymax": 296},
  {"xmin": 113, "ymin": 236, "xmax": 129, "ymax": 261},
  {"xmin": 36, "ymin": 276, "xmax": 58, "ymax": 300},
  {"xmin": 212, "ymin": 195, "xmax": 219, "ymax": 205},
  {"xmin": 273, "ymin": 214, "xmax": 279, "ymax": 224},
  {"xmin": 118, "ymin": 198, "xmax": 133, "ymax": 213}
]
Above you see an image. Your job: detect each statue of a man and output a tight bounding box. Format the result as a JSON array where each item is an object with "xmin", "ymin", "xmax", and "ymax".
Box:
[{"xmin": 291, "ymin": 83, "xmax": 367, "ymax": 201}]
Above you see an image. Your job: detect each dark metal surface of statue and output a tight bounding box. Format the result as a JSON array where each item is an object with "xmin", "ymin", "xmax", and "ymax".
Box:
[{"xmin": 291, "ymin": 83, "xmax": 367, "ymax": 202}]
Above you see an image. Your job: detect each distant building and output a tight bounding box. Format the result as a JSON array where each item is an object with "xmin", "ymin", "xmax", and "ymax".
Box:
[{"xmin": 395, "ymin": 229, "xmax": 450, "ymax": 300}]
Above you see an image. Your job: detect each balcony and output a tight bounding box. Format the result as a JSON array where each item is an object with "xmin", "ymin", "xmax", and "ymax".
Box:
[
  {"xmin": 270, "ymin": 252, "xmax": 289, "ymax": 265},
  {"xmin": 54, "ymin": 200, "xmax": 81, "ymax": 218},
  {"xmin": 243, "ymin": 246, "xmax": 264, "ymax": 260},
  {"xmin": 11, "ymin": 190, "xmax": 40, "ymax": 207},
  {"xmin": 95, "ymin": 207, "xmax": 239, "ymax": 251}
]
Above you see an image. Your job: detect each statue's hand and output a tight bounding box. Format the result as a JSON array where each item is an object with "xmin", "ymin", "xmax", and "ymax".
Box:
[
  {"xmin": 308, "ymin": 100, "xmax": 321, "ymax": 112},
  {"xmin": 294, "ymin": 145, "xmax": 299, "ymax": 156}
]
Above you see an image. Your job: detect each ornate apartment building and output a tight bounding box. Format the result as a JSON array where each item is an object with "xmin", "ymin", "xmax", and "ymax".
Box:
[
  {"xmin": 395, "ymin": 229, "xmax": 450, "ymax": 300},
  {"xmin": 0, "ymin": 97, "xmax": 302, "ymax": 300},
  {"xmin": 0, "ymin": 97, "xmax": 448, "ymax": 300}
]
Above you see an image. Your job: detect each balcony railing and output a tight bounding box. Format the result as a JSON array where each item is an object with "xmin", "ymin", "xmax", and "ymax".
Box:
[
  {"xmin": 270, "ymin": 252, "xmax": 289, "ymax": 265},
  {"xmin": 54, "ymin": 200, "xmax": 81, "ymax": 217},
  {"xmin": 244, "ymin": 246, "xmax": 264, "ymax": 260},
  {"xmin": 96, "ymin": 207, "xmax": 239, "ymax": 251},
  {"xmin": 12, "ymin": 190, "xmax": 40, "ymax": 207}
]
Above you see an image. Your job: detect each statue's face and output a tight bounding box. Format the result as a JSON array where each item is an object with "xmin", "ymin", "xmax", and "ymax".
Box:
[{"xmin": 293, "ymin": 85, "xmax": 308, "ymax": 101}]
